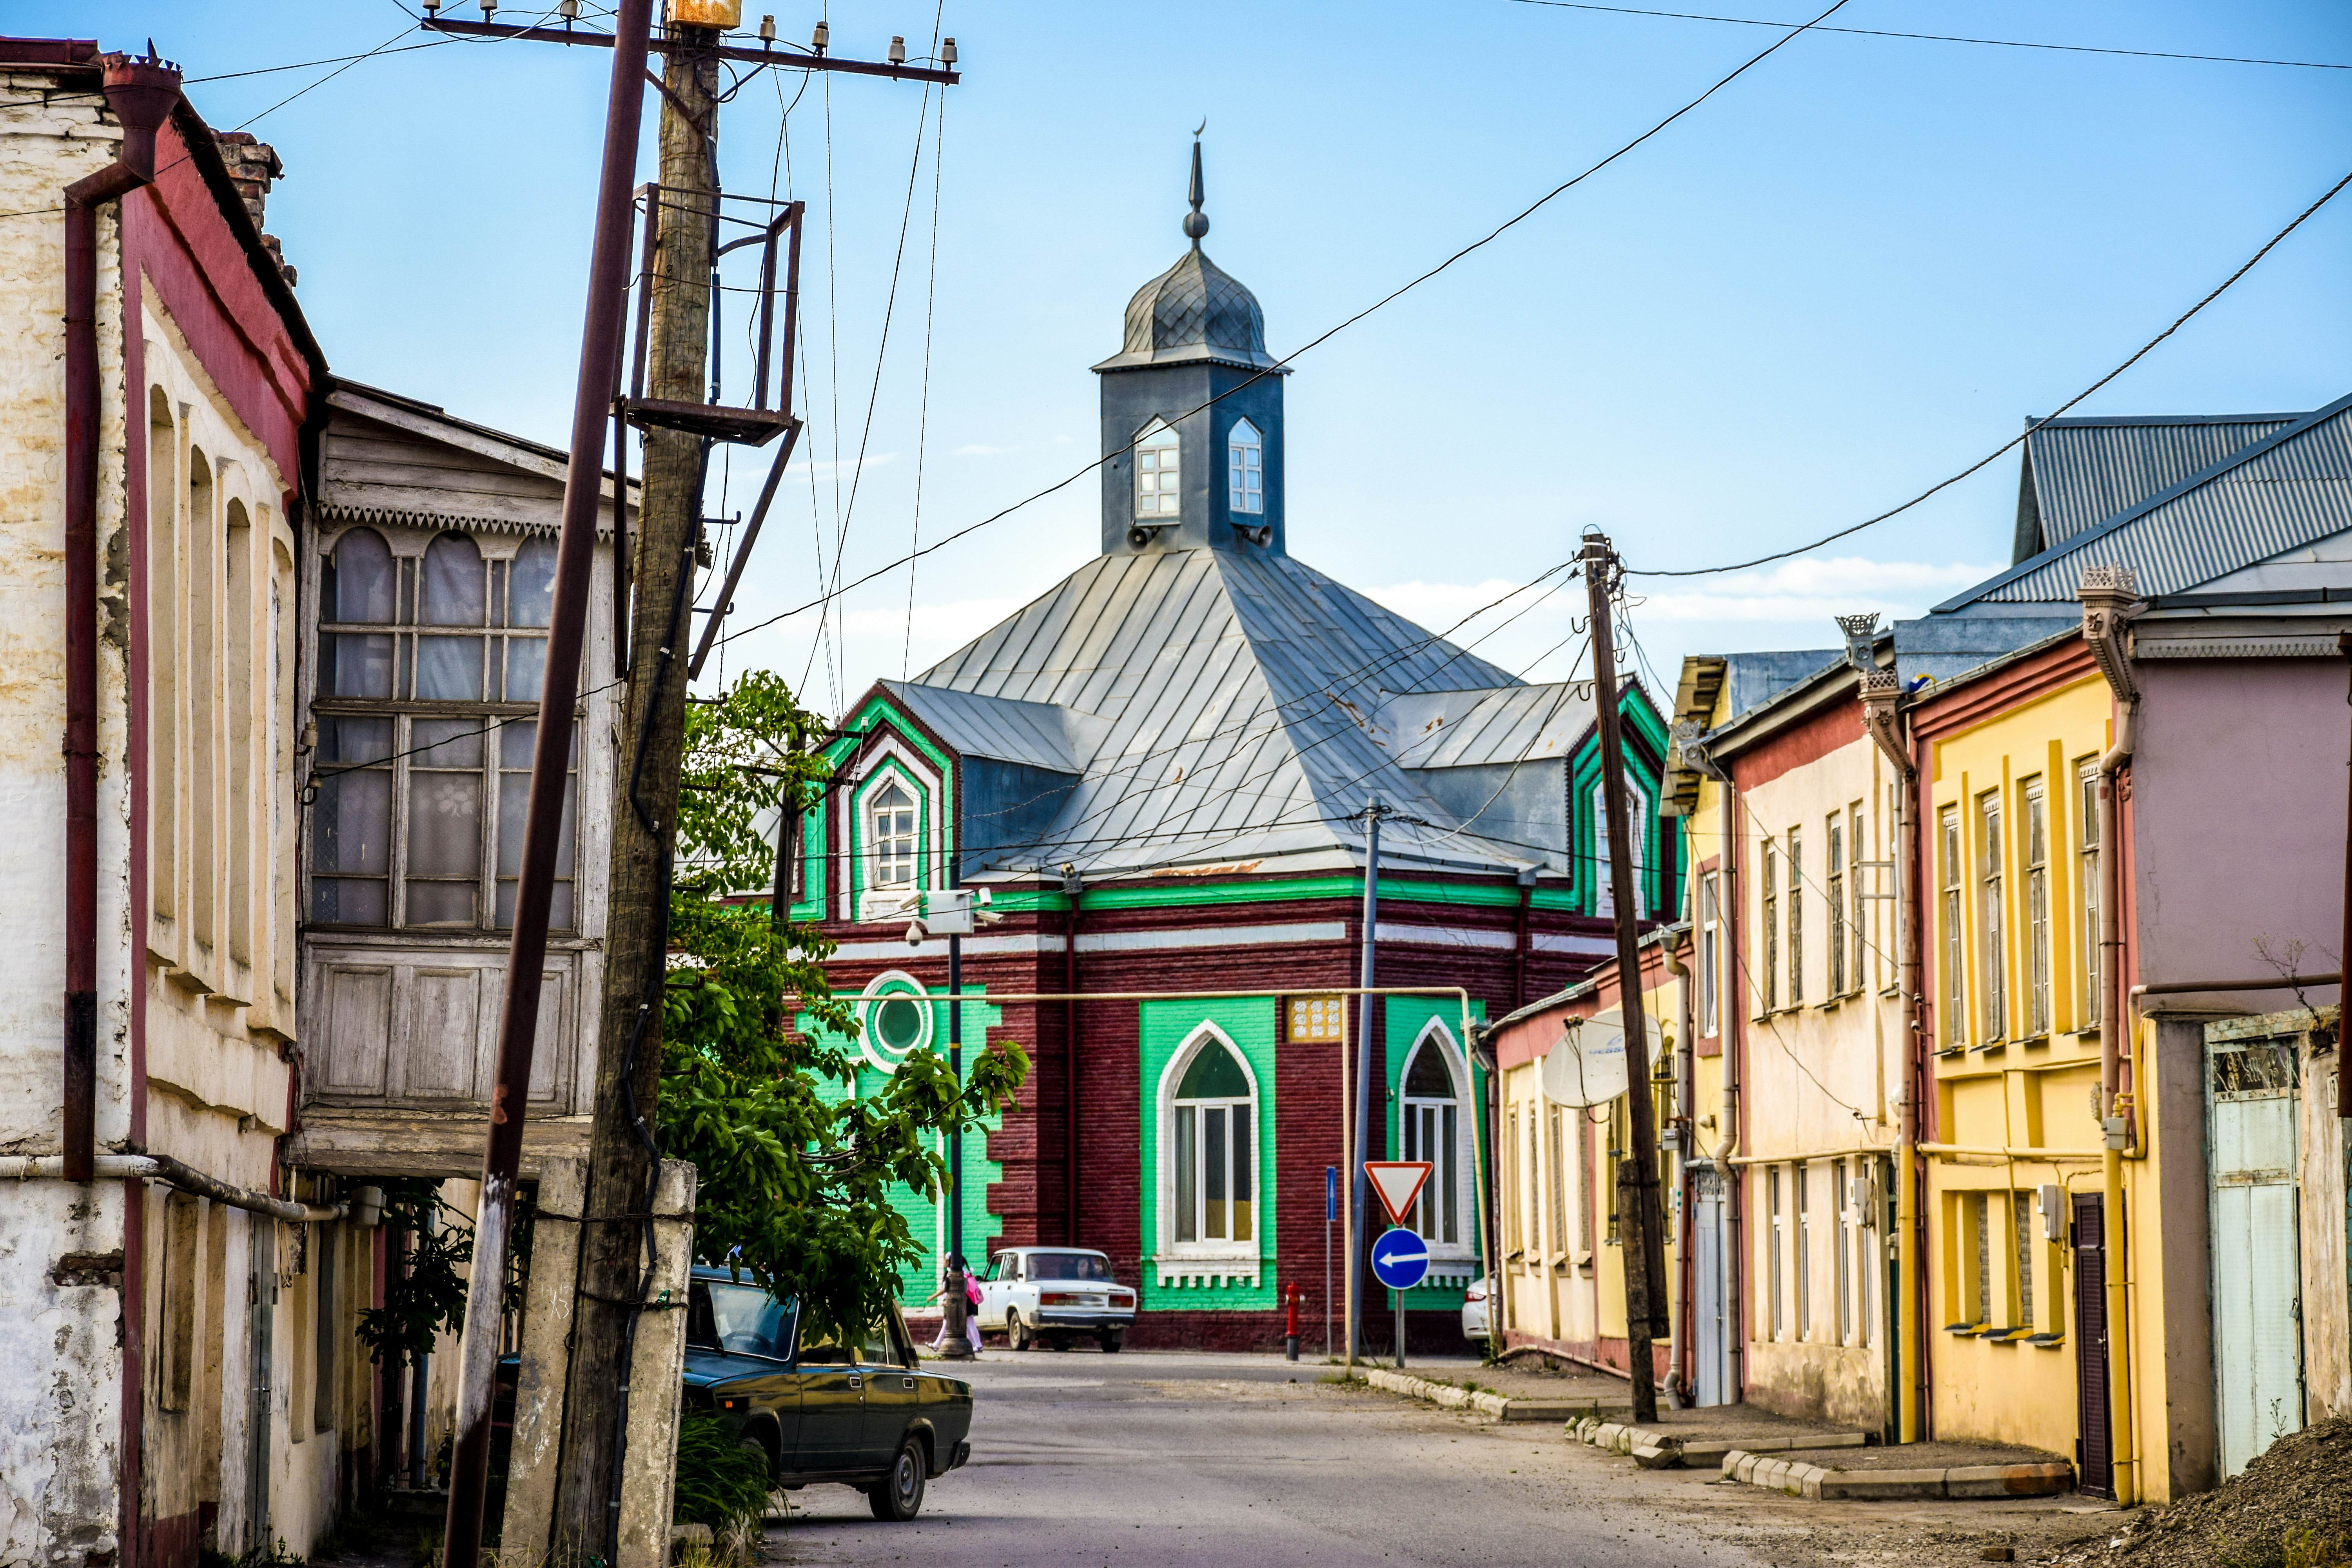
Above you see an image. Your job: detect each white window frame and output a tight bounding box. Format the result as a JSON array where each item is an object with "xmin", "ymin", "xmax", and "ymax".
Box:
[
  {"xmin": 1698, "ymin": 871, "xmax": 1722, "ymax": 1037},
  {"xmin": 1397, "ymin": 1018, "xmax": 1477, "ymax": 1264},
  {"xmin": 1826, "ymin": 813, "xmax": 1847, "ymax": 998},
  {"xmin": 1939, "ymin": 805, "xmax": 1964, "ymax": 1046},
  {"xmin": 2078, "ymin": 758, "xmax": 2102, "ymax": 1024},
  {"xmin": 855, "ymin": 968, "xmax": 934, "ymax": 1075},
  {"xmin": 1134, "ymin": 419, "xmax": 1180, "ymax": 520},
  {"xmin": 1227, "ymin": 417, "xmax": 1263, "ymax": 515},
  {"xmin": 1155, "ymin": 1024, "xmax": 1262, "ymax": 1285},
  {"xmin": 867, "ymin": 777, "xmax": 919, "ymax": 891},
  {"xmin": 2023, "ymin": 777, "xmax": 2050, "ymax": 1036},
  {"xmin": 1787, "ymin": 826, "xmax": 1804, "ymax": 1006},
  {"xmin": 1978, "ymin": 789, "xmax": 2007, "ymax": 1043}
]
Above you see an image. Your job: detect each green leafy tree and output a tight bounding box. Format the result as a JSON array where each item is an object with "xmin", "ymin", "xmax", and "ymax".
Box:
[{"xmin": 659, "ymin": 670, "xmax": 1026, "ymax": 1344}]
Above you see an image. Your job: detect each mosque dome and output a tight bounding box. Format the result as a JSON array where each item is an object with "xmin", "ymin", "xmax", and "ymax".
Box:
[{"xmin": 1093, "ymin": 139, "xmax": 1280, "ymax": 373}]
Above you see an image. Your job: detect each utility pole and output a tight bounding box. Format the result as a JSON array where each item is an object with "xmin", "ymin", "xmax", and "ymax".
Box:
[
  {"xmin": 1347, "ymin": 797, "xmax": 1384, "ymax": 1364},
  {"xmin": 1581, "ymin": 533, "xmax": 1669, "ymax": 1425},
  {"xmin": 554, "ymin": 19, "xmax": 720, "ymax": 1556}
]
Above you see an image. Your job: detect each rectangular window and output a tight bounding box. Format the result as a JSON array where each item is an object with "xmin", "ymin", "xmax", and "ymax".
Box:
[
  {"xmin": 1605, "ymin": 1098, "xmax": 1625, "ymax": 1243},
  {"xmin": 1850, "ymin": 803, "xmax": 1868, "ymax": 995},
  {"xmin": 1833, "ymin": 1159, "xmax": 1851, "ymax": 1344},
  {"xmin": 2023, "ymin": 779, "xmax": 2050, "ymax": 1036},
  {"xmin": 1978, "ymin": 791, "xmax": 2006, "ymax": 1042},
  {"xmin": 1761, "ymin": 842, "xmax": 1779, "ymax": 1012},
  {"xmin": 1974, "ymin": 1192, "xmax": 1991, "ymax": 1328},
  {"xmin": 2014, "ymin": 1190, "xmax": 2035, "ymax": 1329},
  {"xmin": 1524, "ymin": 1105, "xmax": 1542, "ymax": 1255},
  {"xmin": 1546, "ymin": 1106, "xmax": 1567, "ymax": 1255},
  {"xmin": 1768, "ymin": 1166, "xmax": 1785, "ymax": 1339},
  {"xmin": 1287, "ymin": 995, "xmax": 1347, "ymax": 1043},
  {"xmin": 1795, "ymin": 1162, "xmax": 1812, "ymax": 1339},
  {"xmin": 2078, "ymin": 759, "xmax": 2102, "ymax": 1024},
  {"xmin": 1174, "ymin": 1100, "xmax": 1254, "ymax": 1245},
  {"xmin": 1576, "ymin": 1112, "xmax": 1596, "ymax": 1253},
  {"xmin": 1698, "ymin": 871, "xmax": 1721, "ymax": 1036},
  {"xmin": 1827, "ymin": 815, "xmax": 1847, "ymax": 997},
  {"xmin": 1787, "ymin": 828, "xmax": 1804, "ymax": 1005},
  {"xmin": 160, "ymin": 1192, "xmax": 200, "ymax": 1412},
  {"xmin": 1940, "ymin": 805, "xmax": 1965, "ymax": 1045}
]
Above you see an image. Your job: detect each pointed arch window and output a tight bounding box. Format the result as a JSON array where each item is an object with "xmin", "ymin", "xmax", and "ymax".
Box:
[
  {"xmin": 1227, "ymin": 418, "xmax": 1263, "ymax": 515},
  {"xmin": 1134, "ymin": 421, "xmax": 1180, "ymax": 519},
  {"xmin": 1399, "ymin": 1023, "xmax": 1469, "ymax": 1250},
  {"xmin": 1169, "ymin": 1032, "xmax": 1256, "ymax": 1247},
  {"xmin": 868, "ymin": 778, "xmax": 918, "ymax": 889}
]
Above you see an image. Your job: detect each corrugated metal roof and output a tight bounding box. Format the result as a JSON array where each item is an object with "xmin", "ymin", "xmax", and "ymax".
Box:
[
  {"xmin": 1382, "ymin": 682, "xmax": 1596, "ymax": 768},
  {"xmin": 1954, "ymin": 396, "xmax": 2352, "ymax": 607},
  {"xmin": 878, "ymin": 682, "xmax": 1098, "ymax": 773},
  {"xmin": 2019, "ymin": 412, "xmax": 2296, "ymax": 559},
  {"xmin": 904, "ymin": 548, "xmax": 1551, "ymax": 878}
]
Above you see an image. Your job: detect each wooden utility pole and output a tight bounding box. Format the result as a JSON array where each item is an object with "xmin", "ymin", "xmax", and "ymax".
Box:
[
  {"xmin": 1581, "ymin": 533, "xmax": 1669, "ymax": 1425},
  {"xmin": 554, "ymin": 23, "xmax": 720, "ymax": 1557}
]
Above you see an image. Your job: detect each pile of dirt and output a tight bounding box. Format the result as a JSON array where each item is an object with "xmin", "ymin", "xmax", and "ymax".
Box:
[{"xmin": 2058, "ymin": 1420, "xmax": 2352, "ymax": 1568}]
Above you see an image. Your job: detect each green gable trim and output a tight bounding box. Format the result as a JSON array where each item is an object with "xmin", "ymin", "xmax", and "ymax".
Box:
[
  {"xmin": 988, "ymin": 873, "xmax": 1550, "ymax": 916},
  {"xmin": 847, "ymin": 758, "xmax": 939, "ymax": 915},
  {"xmin": 797, "ymin": 986, "xmax": 1005, "ymax": 1312},
  {"xmin": 1138, "ymin": 997, "xmax": 1278, "ymax": 1312},
  {"xmin": 789, "ymin": 798, "xmax": 828, "ymax": 922},
  {"xmin": 818, "ymin": 697, "xmax": 959, "ymax": 915},
  {"xmin": 1381, "ymin": 996, "xmax": 1488, "ymax": 1306}
]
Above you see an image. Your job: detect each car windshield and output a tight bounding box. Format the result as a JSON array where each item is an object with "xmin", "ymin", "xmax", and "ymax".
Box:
[
  {"xmin": 1025, "ymin": 1252, "xmax": 1111, "ymax": 1282},
  {"xmin": 686, "ymin": 1280, "xmax": 794, "ymax": 1359}
]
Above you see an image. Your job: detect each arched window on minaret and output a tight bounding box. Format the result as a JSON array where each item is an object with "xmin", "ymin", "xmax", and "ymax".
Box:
[
  {"xmin": 1228, "ymin": 418, "xmax": 1263, "ymax": 515},
  {"xmin": 1134, "ymin": 420, "xmax": 1180, "ymax": 519}
]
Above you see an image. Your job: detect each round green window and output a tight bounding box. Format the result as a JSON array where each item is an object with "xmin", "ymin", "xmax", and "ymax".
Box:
[{"xmin": 873, "ymin": 996, "xmax": 926, "ymax": 1054}]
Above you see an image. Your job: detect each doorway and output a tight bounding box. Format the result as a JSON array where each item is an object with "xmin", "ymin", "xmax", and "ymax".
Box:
[
  {"xmin": 2206, "ymin": 1030, "xmax": 2304, "ymax": 1477},
  {"xmin": 1690, "ymin": 1162, "xmax": 1731, "ymax": 1405},
  {"xmin": 2071, "ymin": 1192, "xmax": 2113, "ymax": 1499}
]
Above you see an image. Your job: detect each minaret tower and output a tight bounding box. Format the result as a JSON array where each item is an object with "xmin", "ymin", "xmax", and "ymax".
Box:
[{"xmin": 1093, "ymin": 134, "xmax": 1287, "ymax": 556}]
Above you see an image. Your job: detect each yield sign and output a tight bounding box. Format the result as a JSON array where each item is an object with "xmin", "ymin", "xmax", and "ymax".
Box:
[{"xmin": 1363, "ymin": 1161, "xmax": 1433, "ymax": 1226}]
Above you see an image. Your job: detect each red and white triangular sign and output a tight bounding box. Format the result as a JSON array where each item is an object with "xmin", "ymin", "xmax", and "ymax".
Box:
[{"xmin": 1363, "ymin": 1161, "xmax": 1433, "ymax": 1226}]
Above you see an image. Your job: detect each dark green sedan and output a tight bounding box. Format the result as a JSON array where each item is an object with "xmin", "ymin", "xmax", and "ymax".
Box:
[{"xmin": 682, "ymin": 1268, "xmax": 974, "ymax": 1521}]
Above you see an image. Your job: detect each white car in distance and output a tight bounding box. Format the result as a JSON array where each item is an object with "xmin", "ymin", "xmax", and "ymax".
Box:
[{"xmin": 975, "ymin": 1247, "xmax": 1136, "ymax": 1352}]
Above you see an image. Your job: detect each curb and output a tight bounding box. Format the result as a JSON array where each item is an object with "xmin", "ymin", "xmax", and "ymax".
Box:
[
  {"xmin": 1569, "ymin": 1416, "xmax": 1869, "ymax": 1469},
  {"xmin": 1720, "ymin": 1448, "xmax": 2074, "ymax": 1501},
  {"xmin": 1353, "ymin": 1367, "xmax": 1608, "ymax": 1423}
]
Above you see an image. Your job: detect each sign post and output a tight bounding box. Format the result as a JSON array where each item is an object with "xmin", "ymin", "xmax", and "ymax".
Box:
[
  {"xmin": 1324, "ymin": 1165, "xmax": 1339, "ymax": 1361},
  {"xmin": 1364, "ymin": 1161, "xmax": 1433, "ymax": 1367}
]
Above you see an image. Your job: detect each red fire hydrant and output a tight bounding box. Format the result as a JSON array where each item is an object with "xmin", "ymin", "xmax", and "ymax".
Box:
[{"xmin": 1284, "ymin": 1281, "xmax": 1304, "ymax": 1361}]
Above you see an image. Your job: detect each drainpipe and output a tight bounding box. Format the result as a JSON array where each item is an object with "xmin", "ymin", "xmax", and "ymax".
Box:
[
  {"xmin": 1062, "ymin": 863, "xmax": 1082, "ymax": 1245},
  {"xmin": 4, "ymin": 1152, "xmax": 348, "ymax": 1223},
  {"xmin": 2081, "ymin": 564, "xmax": 2143, "ymax": 1504},
  {"xmin": 1664, "ymin": 936, "xmax": 1694, "ymax": 1399},
  {"xmin": 1856, "ymin": 656, "xmax": 1923, "ymax": 1445},
  {"xmin": 62, "ymin": 51, "xmax": 181, "ymax": 1183}
]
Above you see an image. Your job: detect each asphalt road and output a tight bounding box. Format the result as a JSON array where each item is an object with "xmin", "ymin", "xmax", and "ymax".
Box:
[{"xmin": 769, "ymin": 1348, "xmax": 1767, "ymax": 1567}]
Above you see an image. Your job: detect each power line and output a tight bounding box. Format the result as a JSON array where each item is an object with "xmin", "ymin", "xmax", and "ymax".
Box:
[
  {"xmin": 1502, "ymin": 0, "xmax": 2352, "ymax": 71},
  {"xmin": 709, "ymin": 0, "xmax": 1855, "ymax": 653},
  {"xmin": 1630, "ymin": 162, "xmax": 2352, "ymax": 579}
]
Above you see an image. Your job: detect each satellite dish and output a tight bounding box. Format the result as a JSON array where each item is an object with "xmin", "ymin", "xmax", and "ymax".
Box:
[{"xmin": 1542, "ymin": 1008, "xmax": 1629, "ymax": 1107}]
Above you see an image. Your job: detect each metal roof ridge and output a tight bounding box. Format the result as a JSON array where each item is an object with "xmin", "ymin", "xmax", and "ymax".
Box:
[{"xmin": 1934, "ymin": 390, "xmax": 2352, "ymax": 613}]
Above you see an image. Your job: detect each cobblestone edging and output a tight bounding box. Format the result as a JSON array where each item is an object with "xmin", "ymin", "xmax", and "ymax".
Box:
[
  {"xmin": 1719, "ymin": 1448, "xmax": 2075, "ymax": 1501},
  {"xmin": 1353, "ymin": 1368, "xmax": 1618, "ymax": 1423},
  {"xmin": 1570, "ymin": 1416, "xmax": 1869, "ymax": 1470}
]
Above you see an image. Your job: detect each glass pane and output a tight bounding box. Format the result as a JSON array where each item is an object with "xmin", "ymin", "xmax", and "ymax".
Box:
[
  {"xmin": 420, "ymin": 533, "xmax": 486, "ymax": 625},
  {"xmin": 510, "ymin": 538, "xmax": 557, "ymax": 628},
  {"xmin": 1441, "ymin": 1105, "xmax": 1459, "ymax": 1244},
  {"xmin": 497, "ymin": 768, "xmax": 578, "ymax": 882},
  {"xmin": 1176, "ymin": 1040, "xmax": 1248, "ymax": 1100},
  {"xmin": 405, "ymin": 880, "xmax": 475, "ymax": 926},
  {"xmin": 413, "ymin": 717, "xmax": 484, "ymax": 768},
  {"xmin": 416, "ymin": 635, "xmax": 484, "ymax": 700},
  {"xmin": 1174, "ymin": 1107, "xmax": 1196, "ymax": 1243},
  {"xmin": 1204, "ymin": 1107, "xmax": 1227, "ymax": 1240},
  {"xmin": 1405, "ymin": 1042, "xmax": 1456, "ymax": 1099},
  {"xmin": 328, "ymin": 633, "xmax": 395, "ymax": 699},
  {"xmin": 318, "ymin": 716, "xmax": 393, "ymax": 767},
  {"xmin": 1232, "ymin": 1104, "xmax": 1252, "ymax": 1243},
  {"xmin": 329, "ymin": 528, "xmax": 394, "ymax": 623},
  {"xmin": 495, "ymin": 878, "xmax": 575, "ymax": 931},
  {"xmin": 312, "ymin": 769, "xmax": 390, "ymax": 874},
  {"xmin": 505, "ymin": 637, "xmax": 548, "ymax": 704},
  {"xmin": 406, "ymin": 771, "xmax": 482, "ymax": 877},
  {"xmin": 310, "ymin": 876, "xmax": 386, "ymax": 925},
  {"xmin": 500, "ymin": 719, "xmax": 577, "ymax": 770}
]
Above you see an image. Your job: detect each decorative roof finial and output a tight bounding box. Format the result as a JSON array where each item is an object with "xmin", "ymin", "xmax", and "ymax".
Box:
[{"xmin": 1183, "ymin": 121, "xmax": 1209, "ymax": 247}]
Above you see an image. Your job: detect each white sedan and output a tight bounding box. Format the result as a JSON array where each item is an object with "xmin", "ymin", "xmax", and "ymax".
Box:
[
  {"xmin": 975, "ymin": 1247, "xmax": 1137, "ymax": 1352},
  {"xmin": 1461, "ymin": 1274, "xmax": 1494, "ymax": 1339}
]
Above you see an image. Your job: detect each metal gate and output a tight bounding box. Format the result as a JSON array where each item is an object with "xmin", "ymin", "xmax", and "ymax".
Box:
[
  {"xmin": 1690, "ymin": 1162, "xmax": 1732, "ymax": 1406},
  {"xmin": 2207, "ymin": 1030, "xmax": 2304, "ymax": 1477},
  {"xmin": 2072, "ymin": 1192, "xmax": 2113, "ymax": 1498}
]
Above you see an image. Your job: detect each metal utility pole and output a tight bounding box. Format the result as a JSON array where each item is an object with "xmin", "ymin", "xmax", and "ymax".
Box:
[
  {"xmin": 1581, "ymin": 533, "xmax": 1669, "ymax": 1425},
  {"xmin": 555, "ymin": 20, "xmax": 721, "ymax": 1556},
  {"xmin": 1347, "ymin": 797, "xmax": 1385, "ymax": 1364},
  {"xmin": 949, "ymin": 930, "xmax": 965, "ymax": 1261},
  {"xmin": 440, "ymin": 5, "xmax": 653, "ymax": 1566}
]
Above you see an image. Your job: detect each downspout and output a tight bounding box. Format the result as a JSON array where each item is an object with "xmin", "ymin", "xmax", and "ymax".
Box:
[
  {"xmin": 2082, "ymin": 564, "xmax": 2143, "ymax": 1504},
  {"xmin": 1664, "ymin": 936, "xmax": 1694, "ymax": 1399},
  {"xmin": 62, "ymin": 50, "xmax": 181, "ymax": 1182},
  {"xmin": 1062, "ymin": 863, "xmax": 1082, "ymax": 1245},
  {"xmin": 4, "ymin": 1152, "xmax": 349, "ymax": 1223},
  {"xmin": 1857, "ymin": 657, "xmax": 1924, "ymax": 1445}
]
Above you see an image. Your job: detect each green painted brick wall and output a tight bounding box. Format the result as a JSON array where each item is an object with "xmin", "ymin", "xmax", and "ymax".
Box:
[{"xmin": 1139, "ymin": 996, "xmax": 1278, "ymax": 1314}]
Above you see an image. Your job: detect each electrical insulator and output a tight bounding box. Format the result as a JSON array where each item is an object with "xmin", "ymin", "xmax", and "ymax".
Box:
[
  {"xmin": 421, "ymin": 0, "xmax": 441, "ymax": 13},
  {"xmin": 888, "ymin": 35, "xmax": 906, "ymax": 64},
  {"xmin": 941, "ymin": 36, "xmax": 956, "ymax": 64},
  {"xmin": 479, "ymin": 0, "xmax": 495, "ymax": 17},
  {"xmin": 758, "ymin": 14, "xmax": 776, "ymax": 41},
  {"xmin": 811, "ymin": 18, "xmax": 828, "ymax": 51},
  {"xmin": 557, "ymin": 0, "xmax": 579, "ymax": 17}
]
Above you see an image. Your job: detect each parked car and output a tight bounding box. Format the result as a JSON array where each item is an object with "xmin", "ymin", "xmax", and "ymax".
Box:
[
  {"xmin": 975, "ymin": 1247, "xmax": 1137, "ymax": 1352},
  {"xmin": 1461, "ymin": 1273, "xmax": 1494, "ymax": 1339},
  {"xmin": 680, "ymin": 1268, "xmax": 973, "ymax": 1521}
]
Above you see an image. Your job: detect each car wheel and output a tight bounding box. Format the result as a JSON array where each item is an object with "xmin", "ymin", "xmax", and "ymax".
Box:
[
  {"xmin": 737, "ymin": 1433, "xmax": 775, "ymax": 1486},
  {"xmin": 1009, "ymin": 1308, "xmax": 1033, "ymax": 1352},
  {"xmin": 866, "ymin": 1434, "xmax": 927, "ymax": 1522},
  {"xmin": 1098, "ymin": 1330, "xmax": 1123, "ymax": 1354}
]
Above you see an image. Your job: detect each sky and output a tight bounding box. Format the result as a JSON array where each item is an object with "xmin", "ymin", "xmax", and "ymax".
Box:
[{"xmin": 37, "ymin": 0, "xmax": 2352, "ymax": 716}]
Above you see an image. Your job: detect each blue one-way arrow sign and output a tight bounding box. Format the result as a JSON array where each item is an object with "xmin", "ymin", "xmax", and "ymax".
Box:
[{"xmin": 1369, "ymin": 1226, "xmax": 1430, "ymax": 1292}]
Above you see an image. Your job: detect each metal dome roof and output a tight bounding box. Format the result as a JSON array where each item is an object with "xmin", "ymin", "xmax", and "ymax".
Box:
[{"xmin": 1093, "ymin": 139, "xmax": 1283, "ymax": 374}]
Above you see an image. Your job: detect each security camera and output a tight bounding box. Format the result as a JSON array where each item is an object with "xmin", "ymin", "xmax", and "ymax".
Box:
[{"xmin": 905, "ymin": 918, "xmax": 928, "ymax": 946}]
